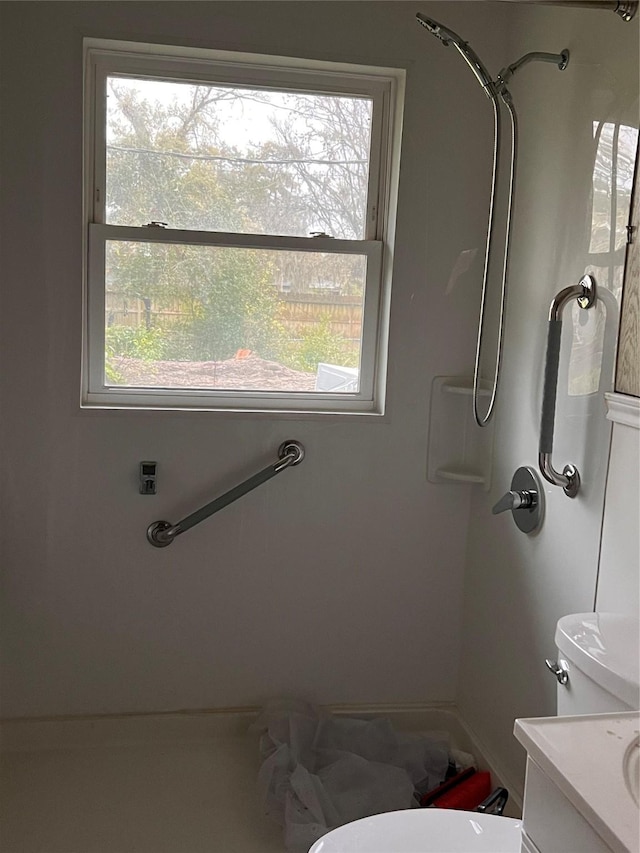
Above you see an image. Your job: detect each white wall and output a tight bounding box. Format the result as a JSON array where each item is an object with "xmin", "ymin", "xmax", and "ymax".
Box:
[
  {"xmin": 457, "ymin": 5, "xmax": 639, "ymax": 799},
  {"xmin": 0, "ymin": 2, "xmax": 508, "ymax": 718},
  {"xmin": 596, "ymin": 398, "xmax": 640, "ymax": 617}
]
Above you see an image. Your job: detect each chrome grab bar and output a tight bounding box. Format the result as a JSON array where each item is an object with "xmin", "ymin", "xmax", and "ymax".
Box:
[
  {"xmin": 147, "ymin": 440, "xmax": 305, "ymax": 548},
  {"xmin": 538, "ymin": 275, "xmax": 596, "ymax": 498}
]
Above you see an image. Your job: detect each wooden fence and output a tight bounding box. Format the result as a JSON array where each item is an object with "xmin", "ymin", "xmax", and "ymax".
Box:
[
  {"xmin": 106, "ymin": 291, "xmax": 363, "ymax": 343},
  {"xmin": 277, "ymin": 293, "xmax": 362, "ymax": 343}
]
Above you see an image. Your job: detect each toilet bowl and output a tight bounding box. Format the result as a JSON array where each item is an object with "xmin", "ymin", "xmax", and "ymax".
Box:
[
  {"xmin": 308, "ymin": 808, "xmax": 522, "ymax": 853},
  {"xmin": 308, "ymin": 612, "xmax": 639, "ymax": 853}
]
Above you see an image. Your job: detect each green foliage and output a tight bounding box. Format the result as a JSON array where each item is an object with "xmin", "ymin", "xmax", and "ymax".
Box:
[
  {"xmin": 279, "ymin": 315, "xmax": 358, "ymax": 373},
  {"xmin": 106, "ymin": 82, "xmax": 288, "ymax": 363},
  {"xmin": 106, "ymin": 324, "xmax": 168, "ymax": 361},
  {"xmin": 104, "ymin": 358, "xmax": 124, "ymax": 385},
  {"xmin": 104, "ymin": 80, "xmax": 370, "ymax": 370},
  {"xmin": 104, "ymin": 333, "xmax": 124, "ymax": 385},
  {"xmin": 107, "ymin": 244, "xmax": 284, "ymax": 363}
]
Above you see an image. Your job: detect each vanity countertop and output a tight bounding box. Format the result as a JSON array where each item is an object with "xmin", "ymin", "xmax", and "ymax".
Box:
[{"xmin": 514, "ymin": 712, "xmax": 639, "ymax": 853}]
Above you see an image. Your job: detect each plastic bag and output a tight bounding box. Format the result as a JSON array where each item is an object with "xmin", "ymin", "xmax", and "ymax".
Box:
[{"xmin": 252, "ymin": 699, "xmax": 452, "ymax": 853}]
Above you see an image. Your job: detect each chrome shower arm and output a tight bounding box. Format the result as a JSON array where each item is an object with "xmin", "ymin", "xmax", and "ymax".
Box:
[{"xmin": 497, "ymin": 50, "xmax": 570, "ymax": 89}]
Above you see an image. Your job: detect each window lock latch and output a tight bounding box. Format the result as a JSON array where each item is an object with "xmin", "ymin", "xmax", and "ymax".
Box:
[
  {"xmin": 145, "ymin": 221, "xmax": 168, "ymax": 228},
  {"xmin": 310, "ymin": 231, "xmax": 333, "ymax": 238}
]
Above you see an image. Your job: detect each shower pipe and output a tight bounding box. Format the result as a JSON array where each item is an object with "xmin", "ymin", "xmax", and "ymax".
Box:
[
  {"xmin": 146, "ymin": 440, "xmax": 305, "ymax": 547},
  {"xmin": 416, "ymin": 14, "xmax": 569, "ymax": 427},
  {"xmin": 497, "ymin": 1, "xmax": 637, "ymax": 23}
]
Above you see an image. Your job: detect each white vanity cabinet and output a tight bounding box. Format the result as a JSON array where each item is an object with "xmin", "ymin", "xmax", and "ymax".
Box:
[
  {"xmin": 520, "ymin": 757, "xmax": 611, "ymax": 852},
  {"xmin": 515, "ymin": 713, "xmax": 639, "ymax": 853}
]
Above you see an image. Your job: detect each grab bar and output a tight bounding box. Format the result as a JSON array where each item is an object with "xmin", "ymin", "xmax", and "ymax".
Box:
[
  {"xmin": 147, "ymin": 440, "xmax": 305, "ymax": 548},
  {"xmin": 539, "ymin": 275, "xmax": 596, "ymax": 498}
]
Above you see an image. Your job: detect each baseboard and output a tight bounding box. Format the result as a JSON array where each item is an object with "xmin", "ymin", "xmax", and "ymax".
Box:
[
  {"xmin": 1, "ymin": 706, "xmax": 261, "ymax": 750},
  {"xmin": 0, "ymin": 702, "xmax": 462, "ymax": 745}
]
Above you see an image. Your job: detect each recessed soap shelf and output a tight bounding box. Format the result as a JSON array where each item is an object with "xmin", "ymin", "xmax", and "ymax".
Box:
[
  {"xmin": 441, "ymin": 378, "xmax": 492, "ymax": 397},
  {"xmin": 427, "ymin": 376, "xmax": 495, "ymax": 489},
  {"xmin": 435, "ymin": 467, "xmax": 486, "ymax": 484}
]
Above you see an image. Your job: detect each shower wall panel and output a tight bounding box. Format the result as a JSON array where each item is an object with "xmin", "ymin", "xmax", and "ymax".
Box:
[
  {"xmin": 0, "ymin": 2, "xmax": 502, "ymax": 718},
  {"xmin": 457, "ymin": 4, "xmax": 639, "ymax": 799}
]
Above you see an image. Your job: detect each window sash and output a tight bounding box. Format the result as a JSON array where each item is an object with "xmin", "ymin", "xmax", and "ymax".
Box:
[
  {"xmin": 85, "ymin": 223, "xmax": 383, "ymax": 412},
  {"xmin": 89, "ymin": 49, "xmax": 389, "ymax": 241}
]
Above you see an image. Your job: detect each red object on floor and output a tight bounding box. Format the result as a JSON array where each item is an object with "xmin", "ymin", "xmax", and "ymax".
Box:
[
  {"xmin": 431, "ymin": 771, "xmax": 492, "ymax": 810},
  {"xmin": 419, "ymin": 767, "xmax": 476, "ymax": 807}
]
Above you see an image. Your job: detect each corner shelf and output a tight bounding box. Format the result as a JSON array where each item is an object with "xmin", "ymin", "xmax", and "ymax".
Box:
[
  {"xmin": 435, "ymin": 467, "xmax": 486, "ymax": 484},
  {"xmin": 441, "ymin": 378, "xmax": 491, "ymax": 397},
  {"xmin": 427, "ymin": 376, "xmax": 495, "ymax": 489}
]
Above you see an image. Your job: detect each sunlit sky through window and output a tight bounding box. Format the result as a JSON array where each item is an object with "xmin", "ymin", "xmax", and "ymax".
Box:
[{"xmin": 106, "ymin": 76, "xmax": 372, "ymax": 158}]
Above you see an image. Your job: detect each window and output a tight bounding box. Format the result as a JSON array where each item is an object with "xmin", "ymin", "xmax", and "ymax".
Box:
[
  {"xmin": 567, "ymin": 121, "xmax": 638, "ymax": 397},
  {"xmin": 83, "ymin": 40, "xmax": 404, "ymax": 413}
]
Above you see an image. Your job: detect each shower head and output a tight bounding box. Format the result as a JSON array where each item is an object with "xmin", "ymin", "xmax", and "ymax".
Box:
[
  {"xmin": 416, "ymin": 13, "xmax": 496, "ymax": 95},
  {"xmin": 415, "ymin": 13, "xmax": 460, "ymax": 46}
]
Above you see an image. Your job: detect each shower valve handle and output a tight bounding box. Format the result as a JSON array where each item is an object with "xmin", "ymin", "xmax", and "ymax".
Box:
[
  {"xmin": 492, "ymin": 467, "xmax": 543, "ymax": 534},
  {"xmin": 492, "ymin": 489, "xmax": 536, "ymax": 515}
]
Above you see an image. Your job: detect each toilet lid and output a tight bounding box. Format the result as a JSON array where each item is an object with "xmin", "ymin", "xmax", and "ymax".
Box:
[{"xmin": 308, "ymin": 808, "xmax": 522, "ymax": 853}]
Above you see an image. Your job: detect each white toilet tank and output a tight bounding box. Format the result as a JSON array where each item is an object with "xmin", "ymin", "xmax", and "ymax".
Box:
[{"xmin": 554, "ymin": 612, "xmax": 640, "ymax": 715}]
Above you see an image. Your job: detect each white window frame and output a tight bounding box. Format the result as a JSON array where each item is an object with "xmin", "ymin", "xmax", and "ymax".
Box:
[{"xmin": 83, "ymin": 39, "xmax": 404, "ymax": 414}]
